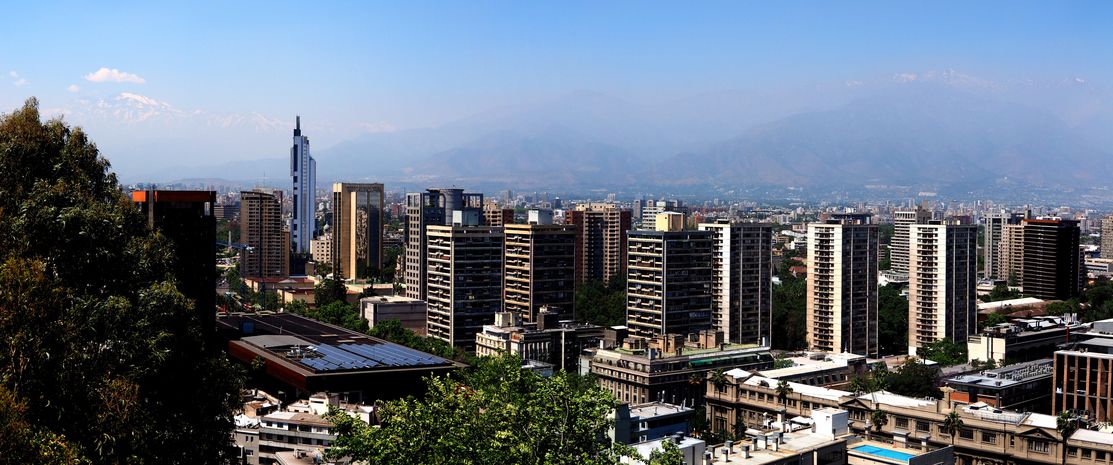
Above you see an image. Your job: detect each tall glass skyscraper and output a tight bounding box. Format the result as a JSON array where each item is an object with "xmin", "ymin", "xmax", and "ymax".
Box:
[{"xmin": 290, "ymin": 116, "xmax": 316, "ymax": 254}]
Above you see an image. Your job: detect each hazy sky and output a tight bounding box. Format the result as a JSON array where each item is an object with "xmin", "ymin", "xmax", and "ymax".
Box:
[{"xmin": 2, "ymin": 1, "xmax": 1111, "ymax": 177}]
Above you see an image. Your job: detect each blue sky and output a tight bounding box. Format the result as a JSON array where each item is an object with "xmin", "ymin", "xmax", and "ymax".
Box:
[{"xmin": 1, "ymin": 1, "xmax": 1110, "ymax": 177}]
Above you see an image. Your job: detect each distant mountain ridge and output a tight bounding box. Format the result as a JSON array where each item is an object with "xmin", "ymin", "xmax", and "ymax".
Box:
[{"xmin": 165, "ymin": 73, "xmax": 1113, "ymax": 194}]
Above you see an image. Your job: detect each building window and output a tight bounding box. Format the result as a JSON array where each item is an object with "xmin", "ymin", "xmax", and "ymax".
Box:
[
  {"xmin": 1069, "ymin": 448, "xmax": 1078, "ymax": 457},
  {"xmin": 895, "ymin": 418, "xmax": 909, "ymax": 429},
  {"xmin": 1096, "ymin": 451, "xmax": 1106, "ymax": 461},
  {"xmin": 1029, "ymin": 440, "xmax": 1050, "ymax": 453},
  {"xmin": 982, "ymin": 432, "xmax": 996, "ymax": 444},
  {"xmin": 915, "ymin": 421, "xmax": 930, "ymax": 433},
  {"xmin": 1083, "ymin": 449, "xmax": 1092, "ymax": 459},
  {"xmin": 959, "ymin": 429, "xmax": 974, "ymax": 440}
]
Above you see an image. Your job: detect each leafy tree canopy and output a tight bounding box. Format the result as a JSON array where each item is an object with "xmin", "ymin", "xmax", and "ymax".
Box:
[
  {"xmin": 576, "ymin": 276, "xmax": 626, "ymax": 327},
  {"xmin": 0, "ymin": 99, "xmax": 242, "ymax": 463},
  {"xmin": 325, "ymin": 354, "xmax": 625, "ymax": 465},
  {"xmin": 918, "ymin": 338, "xmax": 967, "ymax": 367}
]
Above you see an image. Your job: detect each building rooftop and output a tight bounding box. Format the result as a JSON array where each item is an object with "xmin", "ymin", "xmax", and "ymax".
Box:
[
  {"xmin": 629, "ymin": 402, "xmax": 692, "ymax": 420},
  {"xmin": 1072, "ymin": 429, "xmax": 1113, "ymax": 446},
  {"xmin": 220, "ymin": 313, "xmax": 456, "ymax": 374},
  {"xmin": 859, "ymin": 390, "xmax": 937, "ymax": 409},
  {"xmin": 978, "ymin": 297, "xmax": 1045, "ymax": 312},
  {"xmin": 726, "ymin": 369, "xmax": 852, "ymax": 402},
  {"xmin": 947, "ymin": 359, "xmax": 1053, "ymax": 388},
  {"xmin": 263, "ymin": 410, "xmax": 332, "ymax": 427},
  {"xmin": 360, "ymin": 295, "xmax": 423, "ymax": 304}
]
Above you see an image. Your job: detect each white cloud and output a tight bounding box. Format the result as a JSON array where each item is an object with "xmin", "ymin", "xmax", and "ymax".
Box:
[
  {"xmin": 84, "ymin": 67, "xmax": 146, "ymax": 84},
  {"xmin": 67, "ymin": 84, "xmax": 80, "ymax": 93},
  {"xmin": 9, "ymin": 70, "xmax": 27, "ymax": 86}
]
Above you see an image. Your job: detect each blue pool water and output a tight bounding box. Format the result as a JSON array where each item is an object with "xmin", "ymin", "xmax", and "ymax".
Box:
[{"xmin": 851, "ymin": 444, "xmax": 916, "ymax": 462}]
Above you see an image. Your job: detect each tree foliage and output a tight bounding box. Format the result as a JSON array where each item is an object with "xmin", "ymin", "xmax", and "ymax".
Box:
[
  {"xmin": 315, "ymin": 277, "xmax": 348, "ymax": 306},
  {"xmin": 772, "ymin": 270, "xmax": 807, "ymax": 350},
  {"xmin": 300, "ymin": 301, "xmax": 369, "ymax": 333},
  {"xmin": 877, "ymin": 284, "xmax": 909, "ymax": 356},
  {"xmin": 575, "ymin": 276, "xmax": 627, "ymax": 327},
  {"xmin": 0, "ymin": 99, "xmax": 242, "ymax": 463},
  {"xmin": 885, "ymin": 359, "xmax": 943, "ymax": 399},
  {"xmin": 325, "ymin": 354, "xmax": 624, "ymax": 465},
  {"xmin": 918, "ymin": 338, "xmax": 967, "ymax": 367}
]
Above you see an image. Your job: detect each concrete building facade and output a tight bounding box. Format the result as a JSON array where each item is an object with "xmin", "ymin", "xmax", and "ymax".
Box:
[
  {"xmin": 403, "ymin": 188, "xmax": 483, "ymax": 301},
  {"xmin": 806, "ymin": 216, "xmax": 879, "ymax": 357},
  {"xmin": 425, "ymin": 222, "xmax": 503, "ymax": 352},
  {"xmin": 699, "ymin": 220, "xmax": 774, "ymax": 346},
  {"xmin": 892, "ymin": 206, "xmax": 933, "ymax": 275},
  {"xmin": 240, "ymin": 189, "xmax": 290, "ymax": 279},
  {"xmin": 503, "ymin": 211, "xmax": 577, "ymax": 322},
  {"xmin": 566, "ymin": 202, "xmax": 631, "ymax": 285},
  {"xmin": 907, "ymin": 222, "xmax": 978, "ymax": 355},
  {"xmin": 998, "ymin": 219, "xmax": 1082, "ymax": 300},
  {"xmin": 626, "ymin": 228, "xmax": 714, "ymax": 339}
]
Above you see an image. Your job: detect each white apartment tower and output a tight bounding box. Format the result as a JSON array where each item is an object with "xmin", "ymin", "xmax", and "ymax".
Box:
[
  {"xmin": 806, "ymin": 214, "xmax": 879, "ymax": 357},
  {"xmin": 907, "ymin": 222, "xmax": 978, "ymax": 356},
  {"xmin": 891, "ymin": 206, "xmax": 932, "ymax": 275},
  {"xmin": 290, "ymin": 116, "xmax": 316, "ymax": 254}
]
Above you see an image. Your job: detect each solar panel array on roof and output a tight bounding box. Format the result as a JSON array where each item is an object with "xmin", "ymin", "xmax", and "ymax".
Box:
[
  {"xmin": 339, "ymin": 343, "xmax": 444, "ymax": 367},
  {"xmin": 288, "ymin": 342, "xmax": 447, "ymax": 373}
]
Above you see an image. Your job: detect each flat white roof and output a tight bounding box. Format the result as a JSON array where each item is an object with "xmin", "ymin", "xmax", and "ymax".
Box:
[
  {"xmin": 978, "ymin": 297, "xmax": 1045, "ymax": 311},
  {"xmin": 858, "ymin": 391, "xmax": 936, "ymax": 409},
  {"xmin": 727, "ymin": 369, "xmax": 852, "ymax": 401},
  {"xmin": 1023, "ymin": 413, "xmax": 1057, "ymax": 429},
  {"xmin": 1071, "ymin": 429, "xmax": 1113, "ymax": 446}
]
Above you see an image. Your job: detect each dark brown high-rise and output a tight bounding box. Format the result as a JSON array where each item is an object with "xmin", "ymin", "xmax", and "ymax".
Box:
[{"xmin": 565, "ymin": 202, "xmax": 631, "ymax": 285}]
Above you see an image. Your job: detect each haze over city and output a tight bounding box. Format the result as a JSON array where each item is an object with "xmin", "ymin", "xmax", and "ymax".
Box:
[{"xmin": 3, "ymin": 1, "xmax": 1112, "ymax": 195}]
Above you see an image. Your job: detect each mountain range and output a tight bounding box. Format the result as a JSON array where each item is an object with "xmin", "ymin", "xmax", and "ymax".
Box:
[{"xmin": 139, "ymin": 71, "xmax": 1113, "ymax": 195}]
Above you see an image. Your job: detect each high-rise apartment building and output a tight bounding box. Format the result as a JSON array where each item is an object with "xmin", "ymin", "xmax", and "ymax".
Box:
[
  {"xmin": 131, "ymin": 190, "xmax": 216, "ymax": 324},
  {"xmin": 626, "ymin": 216, "xmax": 714, "ymax": 339},
  {"xmin": 982, "ymin": 211, "xmax": 1024, "ymax": 279},
  {"xmin": 503, "ymin": 210, "xmax": 577, "ymax": 322},
  {"xmin": 698, "ymin": 220, "xmax": 774, "ymax": 345},
  {"xmin": 403, "ymin": 188, "xmax": 483, "ymax": 301},
  {"xmin": 482, "ymin": 203, "xmax": 515, "ymax": 227},
  {"xmin": 891, "ymin": 206, "xmax": 933, "ymax": 275},
  {"xmin": 1103, "ymin": 215, "xmax": 1113, "ymax": 259},
  {"xmin": 907, "ymin": 221, "xmax": 978, "ymax": 355},
  {"xmin": 425, "ymin": 217, "xmax": 503, "ymax": 352},
  {"xmin": 806, "ymin": 214, "xmax": 879, "ymax": 357},
  {"xmin": 998, "ymin": 219, "xmax": 1082, "ymax": 300},
  {"xmin": 566, "ymin": 203, "xmax": 631, "ymax": 285},
  {"xmin": 290, "ymin": 117, "xmax": 316, "ymax": 254},
  {"xmin": 330, "ymin": 183, "xmax": 385, "ymax": 280},
  {"xmin": 240, "ymin": 189, "xmax": 289, "ymax": 279}
]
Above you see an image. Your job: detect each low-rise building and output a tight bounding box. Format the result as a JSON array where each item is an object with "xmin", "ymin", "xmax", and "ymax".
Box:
[
  {"xmin": 705, "ymin": 366, "xmax": 1113, "ymax": 465},
  {"xmin": 946, "ymin": 359, "xmax": 1054, "ymax": 413},
  {"xmin": 757, "ymin": 352, "xmax": 870, "ymax": 390},
  {"xmin": 591, "ymin": 331, "xmax": 773, "ymax": 406},
  {"xmin": 359, "ymin": 295, "xmax": 427, "ymax": 336},
  {"xmin": 475, "ymin": 310, "xmax": 603, "ymax": 372},
  {"xmin": 611, "ymin": 402, "xmax": 694, "ymax": 444},
  {"xmin": 967, "ymin": 316, "xmax": 1082, "ymax": 365},
  {"xmin": 1053, "ymin": 338, "xmax": 1113, "ymax": 422}
]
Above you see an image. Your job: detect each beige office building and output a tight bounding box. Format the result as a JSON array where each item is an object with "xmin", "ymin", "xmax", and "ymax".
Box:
[
  {"xmin": 908, "ymin": 222, "xmax": 978, "ymax": 355},
  {"xmin": 806, "ymin": 214, "xmax": 879, "ymax": 357},
  {"xmin": 1103, "ymin": 215, "xmax": 1113, "ymax": 259},
  {"xmin": 330, "ymin": 182, "xmax": 384, "ymax": 280}
]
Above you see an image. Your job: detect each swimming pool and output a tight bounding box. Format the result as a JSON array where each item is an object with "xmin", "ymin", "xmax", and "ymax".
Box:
[{"xmin": 851, "ymin": 444, "xmax": 917, "ymax": 462}]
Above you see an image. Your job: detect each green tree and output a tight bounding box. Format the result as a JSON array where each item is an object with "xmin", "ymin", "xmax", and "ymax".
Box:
[
  {"xmin": 772, "ymin": 271, "xmax": 807, "ymax": 350},
  {"xmin": 1057, "ymin": 411, "xmax": 1079, "ymax": 465},
  {"xmin": 979, "ymin": 312, "xmax": 1007, "ymax": 331},
  {"xmin": 877, "ymin": 284, "xmax": 909, "ymax": 356},
  {"xmin": 985, "ymin": 284, "xmax": 1022, "ymax": 302},
  {"xmin": 0, "ymin": 99, "xmax": 242, "ymax": 463},
  {"xmin": 303, "ymin": 301, "xmax": 368, "ymax": 333},
  {"xmin": 941, "ymin": 410, "xmax": 963, "ymax": 445},
  {"xmin": 647, "ymin": 439, "xmax": 684, "ymax": 465},
  {"xmin": 325, "ymin": 354, "xmax": 624, "ymax": 465},
  {"xmin": 885, "ymin": 359, "xmax": 943, "ymax": 399},
  {"xmin": 315, "ymin": 277, "xmax": 348, "ymax": 306},
  {"xmin": 775, "ymin": 380, "xmax": 794, "ymax": 405},
  {"xmin": 870, "ymin": 409, "xmax": 888, "ymax": 437},
  {"xmin": 918, "ymin": 338, "xmax": 968, "ymax": 366},
  {"xmin": 575, "ymin": 276, "xmax": 626, "ymax": 327}
]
